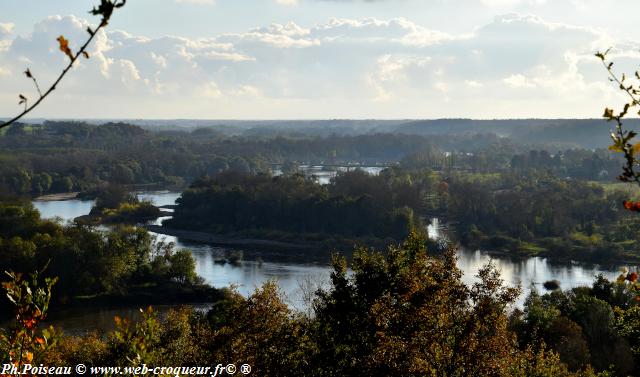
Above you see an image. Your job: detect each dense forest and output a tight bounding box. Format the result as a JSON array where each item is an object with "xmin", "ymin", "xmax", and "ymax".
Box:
[
  {"xmin": 166, "ymin": 171, "xmax": 418, "ymax": 244},
  {"xmin": 166, "ymin": 166, "xmax": 640, "ymax": 262},
  {"xmin": 3, "ymin": 119, "xmax": 640, "ymax": 375},
  {"xmin": 3, "ymin": 119, "xmax": 636, "ymax": 261},
  {"xmin": 0, "ymin": 120, "xmax": 626, "ymax": 197},
  {"xmin": 60, "ymin": 118, "xmax": 640, "ymax": 149},
  {"xmin": 0, "ymin": 199, "xmax": 218, "ymax": 309},
  {"xmin": 445, "ymin": 172, "xmax": 638, "ymax": 262},
  {"xmin": 3, "ymin": 227, "xmax": 640, "ymax": 376}
]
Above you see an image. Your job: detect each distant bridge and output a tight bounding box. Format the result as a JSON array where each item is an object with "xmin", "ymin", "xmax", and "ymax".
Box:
[{"xmin": 270, "ymin": 163, "xmax": 397, "ymax": 169}]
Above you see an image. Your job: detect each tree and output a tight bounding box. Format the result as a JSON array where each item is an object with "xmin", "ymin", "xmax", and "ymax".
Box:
[
  {"xmin": 311, "ymin": 232, "xmax": 527, "ymax": 376},
  {"xmin": 31, "ymin": 173, "xmax": 52, "ymax": 196},
  {"xmin": 168, "ymin": 249, "xmax": 198, "ymax": 285},
  {"xmin": 93, "ymin": 184, "xmax": 137, "ymax": 211}
]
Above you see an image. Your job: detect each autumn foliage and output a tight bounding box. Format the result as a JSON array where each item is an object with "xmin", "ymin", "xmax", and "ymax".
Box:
[
  {"xmin": 0, "ymin": 270, "xmax": 59, "ymax": 376},
  {"xmin": 1, "ymin": 232, "xmax": 593, "ymax": 376}
]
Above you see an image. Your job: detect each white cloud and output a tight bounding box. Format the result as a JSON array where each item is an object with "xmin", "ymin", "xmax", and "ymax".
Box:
[
  {"xmin": 480, "ymin": 0, "xmax": 550, "ymax": 6},
  {"xmin": 275, "ymin": 0, "xmax": 299, "ymax": 5},
  {"xmin": 175, "ymin": 0, "xmax": 215, "ymax": 5},
  {"xmin": 231, "ymin": 85, "xmax": 262, "ymax": 97},
  {"xmin": 220, "ymin": 23, "xmax": 319, "ymax": 49},
  {"xmin": 150, "ymin": 52, "xmax": 167, "ymax": 69},
  {"xmin": 201, "ymin": 81, "xmax": 222, "ymax": 98},
  {"xmin": 503, "ymin": 74, "xmax": 536, "ymax": 88},
  {"xmin": 117, "ymin": 59, "xmax": 141, "ymax": 83},
  {"xmin": 0, "ymin": 22, "xmax": 13, "ymax": 38},
  {"xmin": 434, "ymin": 81, "xmax": 449, "ymax": 93},
  {"xmin": 0, "ymin": 12, "xmax": 634, "ymax": 118}
]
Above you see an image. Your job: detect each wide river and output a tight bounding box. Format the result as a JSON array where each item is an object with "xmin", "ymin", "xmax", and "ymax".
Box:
[{"xmin": 32, "ymin": 191, "xmax": 629, "ymax": 332}]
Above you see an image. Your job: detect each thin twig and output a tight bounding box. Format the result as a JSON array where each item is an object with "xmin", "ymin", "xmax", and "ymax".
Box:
[
  {"xmin": 0, "ymin": 25, "xmax": 104, "ymax": 130},
  {"xmin": 600, "ymin": 59, "xmax": 640, "ymax": 106},
  {"xmin": 0, "ymin": 0, "xmax": 125, "ymax": 130},
  {"xmin": 30, "ymin": 76, "xmax": 43, "ymax": 98}
]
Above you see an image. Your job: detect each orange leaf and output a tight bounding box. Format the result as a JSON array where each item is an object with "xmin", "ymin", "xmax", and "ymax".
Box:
[
  {"xmin": 23, "ymin": 318, "xmax": 37, "ymax": 329},
  {"xmin": 623, "ymin": 201, "xmax": 640, "ymax": 211},
  {"xmin": 57, "ymin": 35, "xmax": 74, "ymax": 60}
]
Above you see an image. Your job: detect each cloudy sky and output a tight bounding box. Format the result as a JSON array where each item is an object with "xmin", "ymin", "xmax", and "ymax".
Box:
[{"xmin": 1, "ymin": 0, "xmax": 640, "ymax": 119}]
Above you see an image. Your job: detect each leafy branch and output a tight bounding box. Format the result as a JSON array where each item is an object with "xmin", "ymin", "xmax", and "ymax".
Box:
[
  {"xmin": 0, "ymin": 0, "xmax": 126, "ymax": 131},
  {"xmin": 0, "ymin": 267, "xmax": 59, "ymax": 373},
  {"xmin": 596, "ymin": 49, "xmax": 640, "ymax": 206}
]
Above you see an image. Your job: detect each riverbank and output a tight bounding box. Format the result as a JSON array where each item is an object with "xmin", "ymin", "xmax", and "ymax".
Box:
[
  {"xmin": 146, "ymin": 225, "xmax": 321, "ymax": 250},
  {"xmin": 2, "ymin": 283, "xmax": 231, "ymax": 335},
  {"xmin": 460, "ymin": 230, "xmax": 640, "ymax": 265},
  {"xmin": 29, "ymin": 192, "xmax": 632, "ymax": 320},
  {"xmin": 1, "ymin": 281, "xmax": 227, "ymax": 320},
  {"xmin": 54, "ymin": 282, "xmax": 229, "ymax": 309},
  {"xmin": 145, "ymin": 222, "xmax": 417, "ymax": 255},
  {"xmin": 75, "ymin": 208, "xmax": 172, "ymax": 225},
  {"xmin": 34, "ymin": 192, "xmax": 80, "ymax": 201},
  {"xmin": 71, "ymin": 194, "xmax": 175, "ymax": 226}
]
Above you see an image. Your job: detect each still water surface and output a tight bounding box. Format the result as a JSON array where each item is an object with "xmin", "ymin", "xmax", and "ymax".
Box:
[{"xmin": 33, "ymin": 191, "xmax": 628, "ymax": 332}]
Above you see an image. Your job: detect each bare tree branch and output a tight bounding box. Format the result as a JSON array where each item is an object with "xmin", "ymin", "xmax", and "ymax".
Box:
[{"xmin": 0, "ymin": 0, "xmax": 126, "ymax": 130}]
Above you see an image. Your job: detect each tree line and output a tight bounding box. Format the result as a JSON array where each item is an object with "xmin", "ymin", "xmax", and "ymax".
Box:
[
  {"xmin": 166, "ymin": 166, "xmax": 640, "ymax": 263},
  {"xmin": 166, "ymin": 171, "xmax": 418, "ymax": 243},
  {"xmin": 0, "ymin": 120, "xmax": 626, "ymax": 198}
]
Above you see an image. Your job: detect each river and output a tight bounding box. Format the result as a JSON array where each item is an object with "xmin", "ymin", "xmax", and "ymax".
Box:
[{"xmin": 32, "ymin": 191, "xmax": 628, "ymax": 332}]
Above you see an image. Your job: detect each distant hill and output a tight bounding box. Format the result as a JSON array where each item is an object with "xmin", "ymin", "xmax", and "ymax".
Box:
[
  {"xmin": 391, "ymin": 119, "xmax": 640, "ymax": 149},
  {"xmin": 6, "ymin": 117, "xmax": 640, "ymax": 149}
]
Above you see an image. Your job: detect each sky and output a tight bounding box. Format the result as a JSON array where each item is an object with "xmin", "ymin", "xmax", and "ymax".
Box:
[{"xmin": 1, "ymin": 0, "xmax": 640, "ymax": 119}]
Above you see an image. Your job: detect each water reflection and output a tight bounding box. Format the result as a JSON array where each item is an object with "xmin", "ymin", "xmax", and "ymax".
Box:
[
  {"xmin": 33, "ymin": 199, "xmax": 94, "ymax": 223},
  {"xmin": 456, "ymin": 248, "xmax": 621, "ymax": 306},
  {"xmin": 32, "ymin": 191, "xmax": 180, "ymax": 223},
  {"xmin": 32, "ymin": 192, "xmax": 632, "ymax": 331},
  {"xmin": 150, "ymin": 232, "xmax": 332, "ymax": 310},
  {"xmin": 426, "ymin": 218, "xmax": 625, "ymax": 306},
  {"xmin": 137, "ymin": 191, "xmax": 181, "ymax": 207},
  {"xmin": 298, "ymin": 165, "xmax": 385, "ymax": 185}
]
